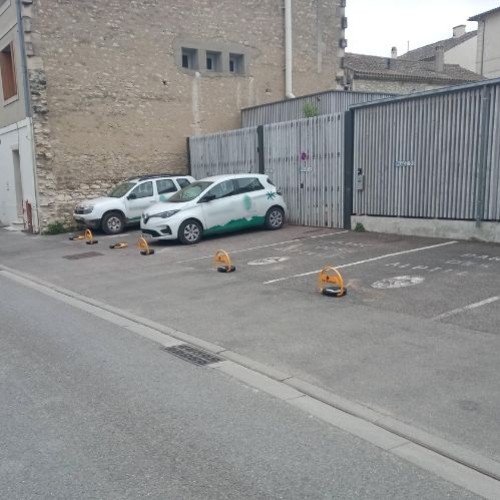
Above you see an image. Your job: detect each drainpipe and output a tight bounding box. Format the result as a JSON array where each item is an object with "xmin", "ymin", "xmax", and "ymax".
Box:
[
  {"xmin": 15, "ymin": 0, "xmax": 32, "ymax": 117},
  {"xmin": 16, "ymin": 0, "xmax": 40, "ymax": 232},
  {"xmin": 284, "ymin": 0, "xmax": 295, "ymax": 99}
]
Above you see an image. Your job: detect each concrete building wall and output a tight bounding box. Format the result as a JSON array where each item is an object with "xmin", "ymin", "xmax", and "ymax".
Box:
[
  {"xmin": 476, "ymin": 11, "xmax": 500, "ymax": 78},
  {"xmin": 351, "ymin": 78, "xmax": 443, "ymax": 94},
  {"xmin": 445, "ymin": 35, "xmax": 477, "ymax": 72},
  {"xmin": 25, "ymin": 0, "xmax": 344, "ymax": 228},
  {"xmin": 0, "ymin": 118, "xmax": 38, "ymax": 231},
  {"xmin": 0, "ymin": 0, "xmax": 27, "ymax": 127}
]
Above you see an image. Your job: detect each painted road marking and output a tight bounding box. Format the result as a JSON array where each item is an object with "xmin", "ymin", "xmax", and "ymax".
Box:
[
  {"xmin": 372, "ymin": 276, "xmax": 425, "ymax": 289},
  {"xmin": 172, "ymin": 230, "xmax": 349, "ymax": 262},
  {"xmin": 248, "ymin": 256, "xmax": 290, "ymax": 266},
  {"xmin": 432, "ymin": 296, "xmax": 500, "ymax": 321},
  {"xmin": 263, "ymin": 241, "xmax": 458, "ymax": 285}
]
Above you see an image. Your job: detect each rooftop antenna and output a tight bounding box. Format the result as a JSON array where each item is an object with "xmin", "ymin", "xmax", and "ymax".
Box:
[{"xmin": 407, "ymin": 40, "xmax": 410, "ymax": 52}]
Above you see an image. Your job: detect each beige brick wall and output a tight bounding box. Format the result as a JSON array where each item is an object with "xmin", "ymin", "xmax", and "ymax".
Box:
[{"xmin": 26, "ymin": 0, "xmax": 344, "ymax": 228}]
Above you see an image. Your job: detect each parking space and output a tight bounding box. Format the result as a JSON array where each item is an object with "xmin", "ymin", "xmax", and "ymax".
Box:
[
  {"xmin": 3, "ymin": 226, "xmax": 499, "ymax": 337},
  {"xmin": 2, "ymin": 225, "xmax": 500, "ymax": 463}
]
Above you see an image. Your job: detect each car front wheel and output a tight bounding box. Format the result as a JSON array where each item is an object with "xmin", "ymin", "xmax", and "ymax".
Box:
[
  {"xmin": 102, "ymin": 211, "xmax": 125, "ymax": 235},
  {"xmin": 265, "ymin": 207, "xmax": 284, "ymax": 230},
  {"xmin": 178, "ymin": 219, "xmax": 203, "ymax": 245}
]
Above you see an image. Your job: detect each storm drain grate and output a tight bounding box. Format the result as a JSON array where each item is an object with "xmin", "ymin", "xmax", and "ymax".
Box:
[
  {"xmin": 63, "ymin": 251, "xmax": 104, "ymax": 260},
  {"xmin": 164, "ymin": 344, "xmax": 223, "ymax": 366}
]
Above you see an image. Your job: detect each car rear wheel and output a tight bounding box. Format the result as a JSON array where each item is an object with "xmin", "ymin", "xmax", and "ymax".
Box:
[
  {"xmin": 102, "ymin": 211, "xmax": 125, "ymax": 235},
  {"xmin": 178, "ymin": 219, "xmax": 203, "ymax": 245},
  {"xmin": 265, "ymin": 207, "xmax": 284, "ymax": 230}
]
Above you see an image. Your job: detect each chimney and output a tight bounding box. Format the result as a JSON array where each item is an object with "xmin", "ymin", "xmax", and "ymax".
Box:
[
  {"xmin": 435, "ymin": 45, "xmax": 444, "ymax": 72},
  {"xmin": 391, "ymin": 46, "xmax": 398, "ymax": 58},
  {"xmin": 453, "ymin": 25, "xmax": 466, "ymax": 38}
]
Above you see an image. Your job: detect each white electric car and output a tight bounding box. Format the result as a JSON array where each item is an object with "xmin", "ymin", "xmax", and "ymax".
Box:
[
  {"xmin": 140, "ymin": 174, "xmax": 287, "ymax": 244},
  {"xmin": 73, "ymin": 174, "xmax": 195, "ymax": 234}
]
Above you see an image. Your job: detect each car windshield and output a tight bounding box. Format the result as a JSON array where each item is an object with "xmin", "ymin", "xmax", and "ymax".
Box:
[
  {"xmin": 108, "ymin": 181, "xmax": 136, "ymax": 198},
  {"xmin": 169, "ymin": 181, "xmax": 213, "ymax": 203}
]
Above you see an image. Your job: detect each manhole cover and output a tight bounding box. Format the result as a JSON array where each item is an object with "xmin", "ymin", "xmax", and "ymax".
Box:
[
  {"xmin": 164, "ymin": 345, "xmax": 223, "ymax": 366},
  {"xmin": 63, "ymin": 251, "xmax": 104, "ymax": 260},
  {"xmin": 371, "ymin": 276, "xmax": 424, "ymax": 289}
]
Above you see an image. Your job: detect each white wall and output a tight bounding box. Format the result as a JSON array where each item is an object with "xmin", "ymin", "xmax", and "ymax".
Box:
[
  {"xmin": 445, "ymin": 34, "xmax": 477, "ymax": 72},
  {"xmin": 0, "ymin": 118, "xmax": 38, "ymax": 231},
  {"xmin": 482, "ymin": 12, "xmax": 500, "ymax": 78}
]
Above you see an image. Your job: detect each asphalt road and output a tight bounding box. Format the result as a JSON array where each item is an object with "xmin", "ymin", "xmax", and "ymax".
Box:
[{"xmin": 0, "ymin": 275, "xmax": 479, "ymax": 499}]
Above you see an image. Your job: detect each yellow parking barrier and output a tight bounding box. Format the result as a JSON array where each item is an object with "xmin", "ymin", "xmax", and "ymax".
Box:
[
  {"xmin": 109, "ymin": 242, "xmax": 129, "ymax": 250},
  {"xmin": 69, "ymin": 232, "xmax": 85, "ymax": 241},
  {"xmin": 85, "ymin": 229, "xmax": 98, "ymax": 245},
  {"xmin": 138, "ymin": 236, "xmax": 155, "ymax": 256},
  {"xmin": 214, "ymin": 250, "xmax": 235, "ymax": 273},
  {"xmin": 317, "ymin": 266, "xmax": 346, "ymax": 297}
]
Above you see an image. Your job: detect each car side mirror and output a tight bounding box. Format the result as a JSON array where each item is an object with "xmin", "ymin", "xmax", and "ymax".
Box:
[
  {"xmin": 127, "ymin": 193, "xmax": 137, "ymax": 200},
  {"xmin": 200, "ymin": 194, "xmax": 216, "ymax": 203}
]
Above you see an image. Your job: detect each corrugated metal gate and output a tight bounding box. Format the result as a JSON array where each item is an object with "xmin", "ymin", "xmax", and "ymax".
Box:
[
  {"xmin": 351, "ymin": 80, "xmax": 500, "ymax": 222},
  {"xmin": 264, "ymin": 114, "xmax": 344, "ymax": 228},
  {"xmin": 189, "ymin": 127, "xmax": 259, "ymax": 178}
]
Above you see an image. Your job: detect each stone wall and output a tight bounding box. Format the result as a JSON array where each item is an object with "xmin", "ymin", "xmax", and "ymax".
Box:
[
  {"xmin": 352, "ymin": 78, "xmax": 445, "ymax": 94},
  {"xmin": 27, "ymin": 0, "xmax": 345, "ymax": 228}
]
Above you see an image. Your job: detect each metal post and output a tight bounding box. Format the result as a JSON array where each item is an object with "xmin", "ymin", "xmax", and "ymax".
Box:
[
  {"xmin": 343, "ymin": 110, "xmax": 354, "ymax": 229},
  {"xmin": 475, "ymin": 85, "xmax": 491, "ymax": 227},
  {"xmin": 257, "ymin": 125, "xmax": 265, "ymax": 174}
]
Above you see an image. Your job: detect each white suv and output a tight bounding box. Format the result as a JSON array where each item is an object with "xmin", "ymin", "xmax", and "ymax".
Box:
[
  {"xmin": 73, "ymin": 174, "xmax": 195, "ymax": 234},
  {"xmin": 141, "ymin": 174, "xmax": 287, "ymax": 244}
]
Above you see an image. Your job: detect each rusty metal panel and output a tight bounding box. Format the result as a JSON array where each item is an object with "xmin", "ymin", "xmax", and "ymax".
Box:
[
  {"xmin": 242, "ymin": 91, "xmax": 394, "ymax": 127},
  {"xmin": 353, "ymin": 81, "xmax": 500, "ymax": 222},
  {"xmin": 189, "ymin": 127, "xmax": 259, "ymax": 178},
  {"xmin": 264, "ymin": 114, "xmax": 345, "ymax": 228}
]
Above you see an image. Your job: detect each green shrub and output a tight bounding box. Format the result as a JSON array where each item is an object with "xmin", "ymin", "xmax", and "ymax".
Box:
[
  {"xmin": 354, "ymin": 222, "xmax": 366, "ymax": 233},
  {"xmin": 44, "ymin": 221, "xmax": 72, "ymax": 235},
  {"xmin": 303, "ymin": 102, "xmax": 320, "ymax": 118}
]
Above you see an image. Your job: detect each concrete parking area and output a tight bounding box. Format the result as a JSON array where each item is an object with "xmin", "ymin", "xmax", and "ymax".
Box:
[{"xmin": 1, "ymin": 225, "xmax": 500, "ymax": 468}]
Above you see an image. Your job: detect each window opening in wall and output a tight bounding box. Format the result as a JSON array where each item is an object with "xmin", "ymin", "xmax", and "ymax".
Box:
[
  {"xmin": 229, "ymin": 53, "xmax": 245, "ymax": 74},
  {"xmin": 181, "ymin": 48, "xmax": 198, "ymax": 70},
  {"xmin": 0, "ymin": 43, "xmax": 17, "ymax": 101},
  {"xmin": 206, "ymin": 51, "xmax": 222, "ymax": 72}
]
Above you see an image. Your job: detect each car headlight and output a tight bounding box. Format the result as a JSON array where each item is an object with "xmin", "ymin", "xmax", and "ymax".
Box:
[
  {"xmin": 153, "ymin": 210, "xmax": 180, "ymax": 219},
  {"xmin": 77, "ymin": 205, "xmax": 94, "ymax": 214}
]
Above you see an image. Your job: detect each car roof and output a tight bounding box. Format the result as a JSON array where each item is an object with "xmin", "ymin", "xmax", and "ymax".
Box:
[
  {"xmin": 127, "ymin": 173, "xmax": 193, "ymax": 182},
  {"xmin": 199, "ymin": 173, "xmax": 267, "ymax": 182}
]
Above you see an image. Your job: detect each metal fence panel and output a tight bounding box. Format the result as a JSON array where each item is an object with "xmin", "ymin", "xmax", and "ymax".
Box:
[
  {"xmin": 189, "ymin": 127, "xmax": 259, "ymax": 178},
  {"xmin": 353, "ymin": 82, "xmax": 500, "ymax": 222},
  {"xmin": 242, "ymin": 91, "xmax": 393, "ymax": 127},
  {"xmin": 265, "ymin": 114, "xmax": 344, "ymax": 228}
]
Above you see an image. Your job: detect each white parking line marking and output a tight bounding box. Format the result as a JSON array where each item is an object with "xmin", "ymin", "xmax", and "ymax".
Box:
[
  {"xmin": 432, "ymin": 296, "xmax": 500, "ymax": 321},
  {"xmin": 173, "ymin": 230, "xmax": 349, "ymax": 263},
  {"xmin": 263, "ymin": 241, "xmax": 458, "ymax": 285}
]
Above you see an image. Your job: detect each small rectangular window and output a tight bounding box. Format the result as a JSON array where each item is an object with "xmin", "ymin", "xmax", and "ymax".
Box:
[
  {"xmin": 206, "ymin": 51, "xmax": 222, "ymax": 72},
  {"xmin": 229, "ymin": 53, "xmax": 245, "ymax": 74},
  {"xmin": 0, "ymin": 43, "xmax": 17, "ymax": 101},
  {"xmin": 131, "ymin": 181, "xmax": 153, "ymax": 199},
  {"xmin": 181, "ymin": 48, "xmax": 198, "ymax": 70},
  {"xmin": 236, "ymin": 178, "xmax": 264, "ymax": 194},
  {"xmin": 177, "ymin": 178, "xmax": 191, "ymax": 188},
  {"xmin": 156, "ymin": 179, "xmax": 176, "ymax": 195}
]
